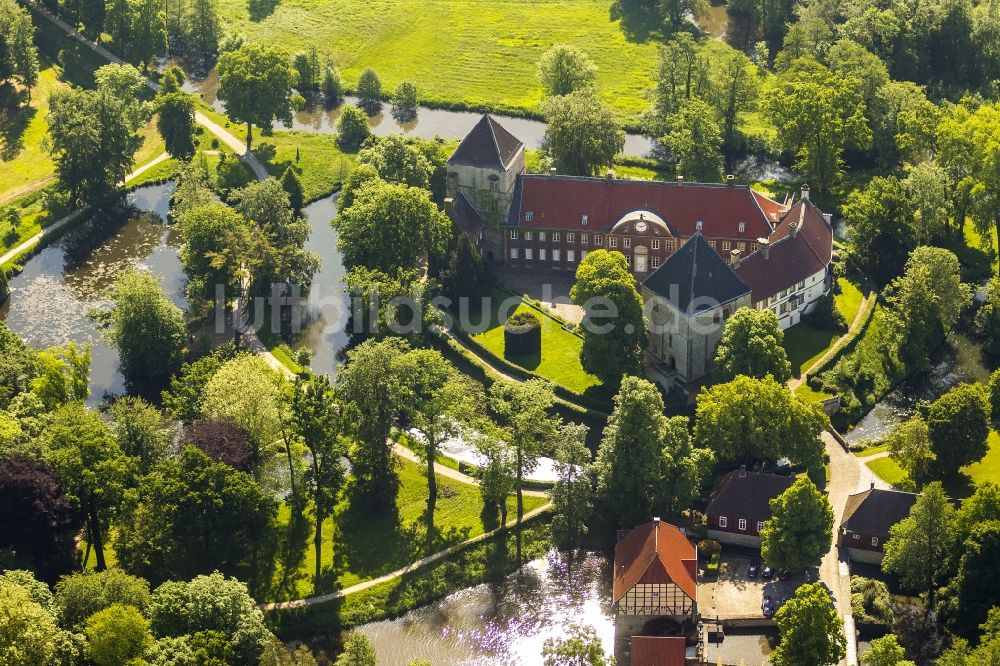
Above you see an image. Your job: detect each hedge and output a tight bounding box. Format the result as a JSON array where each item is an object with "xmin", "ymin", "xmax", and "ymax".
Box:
[{"xmin": 805, "ymin": 291, "xmax": 878, "ymax": 383}]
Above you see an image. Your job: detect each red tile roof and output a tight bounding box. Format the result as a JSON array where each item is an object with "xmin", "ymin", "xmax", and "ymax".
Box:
[
  {"xmin": 735, "ymin": 199, "xmax": 833, "ymax": 304},
  {"xmin": 613, "ymin": 520, "xmax": 697, "ymax": 604},
  {"xmin": 508, "ymin": 175, "xmax": 779, "ymax": 239},
  {"xmin": 630, "ymin": 636, "xmax": 687, "ymax": 666}
]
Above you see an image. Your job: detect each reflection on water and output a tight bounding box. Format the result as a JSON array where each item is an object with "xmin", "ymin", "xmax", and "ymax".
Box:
[
  {"xmin": 0, "ymin": 183, "xmax": 185, "ymax": 404},
  {"xmin": 292, "ymin": 196, "xmax": 350, "ymax": 377},
  {"xmin": 694, "ymin": 4, "xmax": 729, "ymax": 40},
  {"xmin": 349, "ymin": 551, "xmax": 613, "ymax": 666},
  {"xmin": 184, "ymin": 73, "xmax": 654, "ymax": 157},
  {"xmin": 844, "ymin": 333, "xmax": 990, "ymax": 442}
]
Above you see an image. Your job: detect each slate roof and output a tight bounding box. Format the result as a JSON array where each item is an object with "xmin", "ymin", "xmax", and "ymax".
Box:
[
  {"xmin": 630, "ymin": 636, "xmax": 686, "ymax": 666},
  {"xmin": 505, "ymin": 175, "xmax": 779, "ymax": 239},
  {"xmin": 447, "ymin": 114, "xmax": 524, "ymax": 170},
  {"xmin": 735, "ymin": 199, "xmax": 833, "ymax": 304},
  {"xmin": 841, "ymin": 487, "xmax": 917, "ymax": 538},
  {"xmin": 706, "ymin": 470, "xmax": 795, "ymax": 521},
  {"xmin": 448, "ymin": 191, "xmax": 486, "ymax": 238},
  {"xmin": 613, "ymin": 520, "xmax": 697, "ymax": 604},
  {"xmin": 642, "ymin": 233, "xmax": 750, "ymax": 313}
]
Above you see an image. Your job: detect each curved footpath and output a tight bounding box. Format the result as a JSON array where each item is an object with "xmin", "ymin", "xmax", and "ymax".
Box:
[{"xmin": 787, "ymin": 291, "xmax": 872, "ymax": 391}]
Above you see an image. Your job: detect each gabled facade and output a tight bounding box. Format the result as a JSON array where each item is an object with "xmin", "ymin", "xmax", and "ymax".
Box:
[
  {"xmin": 839, "ymin": 485, "xmax": 917, "ymax": 564},
  {"xmin": 705, "ymin": 469, "xmax": 795, "ymax": 548},
  {"xmin": 613, "ymin": 518, "xmax": 697, "ymax": 620}
]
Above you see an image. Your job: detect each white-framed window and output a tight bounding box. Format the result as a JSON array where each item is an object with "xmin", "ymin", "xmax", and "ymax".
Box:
[
  {"xmin": 524, "ymin": 211, "xmax": 534, "ymax": 222},
  {"xmin": 722, "ymin": 240, "xmax": 731, "ymax": 251},
  {"xmin": 539, "ymin": 232, "xmax": 547, "ymax": 242},
  {"xmin": 738, "ymin": 222, "xmax": 745, "ymax": 233},
  {"xmin": 853, "ymin": 533, "xmax": 860, "ymax": 540},
  {"xmin": 510, "ymin": 230, "xmax": 518, "ymax": 240},
  {"xmin": 780, "ymin": 289, "xmax": 788, "ymax": 299},
  {"xmin": 623, "ymin": 237, "xmax": 631, "ymax": 249},
  {"xmin": 652, "ymin": 239, "xmax": 660, "ymax": 250},
  {"xmin": 567, "ymin": 233, "xmax": 575, "ymax": 242},
  {"xmin": 651, "ymin": 257, "xmax": 660, "ymax": 268},
  {"xmin": 525, "ymin": 248, "xmax": 533, "ymax": 260},
  {"xmin": 524, "ymin": 231, "xmax": 533, "ymax": 241},
  {"xmin": 553, "ymin": 232, "xmax": 561, "ymax": 242},
  {"xmin": 594, "ymin": 234, "xmax": 603, "ymax": 246},
  {"xmin": 510, "ymin": 247, "xmax": 519, "ymax": 259},
  {"xmin": 581, "ymin": 233, "xmax": 588, "ymax": 245},
  {"xmin": 757, "ymin": 521, "xmax": 764, "ymax": 532},
  {"xmin": 581, "ymin": 250, "xmax": 589, "ymax": 259},
  {"xmin": 872, "ymin": 537, "xmax": 879, "ymax": 547},
  {"xmin": 708, "ymin": 240, "xmax": 716, "ymax": 249},
  {"xmin": 738, "ymin": 519, "xmax": 747, "ymax": 531},
  {"xmin": 609, "ymin": 237, "xmax": 618, "ymax": 248},
  {"xmin": 568, "ymin": 250, "xmax": 575, "ymax": 262},
  {"xmin": 719, "ymin": 516, "xmax": 728, "ymax": 528},
  {"xmin": 553, "ymin": 249, "xmax": 561, "ymax": 262},
  {"xmin": 780, "ymin": 302, "xmax": 789, "ymax": 315},
  {"xmin": 539, "ymin": 249, "xmax": 547, "ymax": 261},
  {"xmin": 797, "ymin": 280, "xmax": 806, "ymax": 290},
  {"xmin": 737, "ymin": 241, "xmax": 745, "ymax": 251},
  {"xmin": 624, "ymin": 254, "xmax": 631, "ymax": 266},
  {"xmin": 751, "ymin": 242, "xmax": 758, "ymax": 252}
]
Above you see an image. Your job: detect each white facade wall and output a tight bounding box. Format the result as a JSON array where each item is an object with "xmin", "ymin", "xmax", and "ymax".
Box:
[{"xmin": 756, "ymin": 267, "xmax": 829, "ymax": 329}]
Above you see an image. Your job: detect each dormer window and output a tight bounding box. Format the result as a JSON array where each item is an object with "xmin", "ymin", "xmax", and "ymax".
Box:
[
  {"xmin": 524, "ymin": 211, "xmax": 534, "ymax": 222},
  {"xmin": 581, "ymin": 214, "xmax": 589, "ymax": 225},
  {"xmin": 738, "ymin": 222, "xmax": 746, "ymax": 233}
]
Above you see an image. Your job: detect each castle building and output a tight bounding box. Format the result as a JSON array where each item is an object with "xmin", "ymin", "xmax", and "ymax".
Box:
[{"xmin": 447, "ymin": 115, "xmax": 836, "ymax": 390}]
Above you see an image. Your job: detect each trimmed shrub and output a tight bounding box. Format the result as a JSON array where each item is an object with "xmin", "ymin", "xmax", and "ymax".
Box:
[
  {"xmin": 504, "ymin": 311, "xmax": 541, "ymax": 358},
  {"xmin": 337, "ymin": 105, "xmax": 371, "ymax": 151}
]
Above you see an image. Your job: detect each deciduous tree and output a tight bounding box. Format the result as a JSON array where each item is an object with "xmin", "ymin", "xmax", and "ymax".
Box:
[
  {"xmin": 926, "ymin": 383, "xmax": 989, "ymax": 477},
  {"xmin": 542, "ymin": 89, "xmax": 624, "ymax": 176},
  {"xmin": 336, "ymin": 632, "xmax": 377, "ymax": 666},
  {"xmin": 549, "ymin": 423, "xmax": 592, "ymax": 551},
  {"xmin": 694, "ymin": 375, "xmax": 827, "ymax": 470},
  {"xmin": 157, "ymin": 90, "xmax": 197, "ymax": 160},
  {"xmin": 861, "ymin": 634, "xmax": 915, "ymax": 666},
  {"xmin": 355, "ymin": 68, "xmax": 382, "ymax": 115},
  {"xmin": 357, "ymin": 134, "xmax": 433, "ymax": 189},
  {"xmin": 85, "ymin": 603, "xmax": 152, "ymax": 666},
  {"xmin": 771, "ymin": 583, "xmax": 846, "ymax": 666},
  {"xmin": 541, "ymin": 624, "xmax": 613, "ymax": 666},
  {"xmin": 537, "ymin": 44, "xmax": 597, "ymax": 97},
  {"xmin": 54, "ymin": 568, "xmax": 151, "ymax": 630},
  {"xmin": 570, "ymin": 249, "xmax": 646, "ymax": 384},
  {"xmin": 337, "ymin": 105, "xmax": 370, "ymax": 150},
  {"xmin": 715, "ymin": 307, "xmax": 791, "ymax": 382},
  {"xmin": 761, "ymin": 477, "xmax": 834, "ymax": 570},
  {"xmin": 661, "ymin": 97, "xmax": 723, "ymax": 183},
  {"xmin": 844, "ymin": 176, "xmax": 916, "ymax": 288},
  {"xmin": 884, "ymin": 416, "xmax": 935, "ymax": 488},
  {"xmin": 42, "ymin": 403, "xmax": 128, "ymax": 571},
  {"xmin": 0, "ymin": 582, "xmax": 61, "ymax": 666},
  {"xmin": 217, "ymin": 43, "xmax": 293, "ymax": 151},
  {"xmin": 106, "ymin": 268, "xmax": 186, "ymax": 383},
  {"xmin": 882, "ymin": 482, "xmax": 954, "ymax": 605}
]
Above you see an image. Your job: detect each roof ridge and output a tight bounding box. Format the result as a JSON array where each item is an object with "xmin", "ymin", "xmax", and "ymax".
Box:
[{"xmin": 486, "ymin": 115, "xmax": 503, "ymax": 168}]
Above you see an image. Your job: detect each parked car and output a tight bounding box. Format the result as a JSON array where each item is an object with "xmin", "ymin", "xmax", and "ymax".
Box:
[
  {"xmin": 761, "ymin": 566, "xmax": 774, "ymax": 581},
  {"xmin": 748, "ymin": 560, "xmax": 760, "ymax": 579},
  {"xmin": 762, "ymin": 595, "xmax": 776, "ymax": 618}
]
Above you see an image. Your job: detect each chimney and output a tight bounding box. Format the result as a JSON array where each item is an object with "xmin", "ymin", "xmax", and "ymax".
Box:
[
  {"xmin": 606, "ymin": 169, "xmax": 615, "ymax": 184},
  {"xmin": 695, "ymin": 220, "xmax": 703, "ymax": 233},
  {"xmin": 871, "ymin": 482, "xmax": 875, "ymax": 490},
  {"xmin": 739, "ymin": 464, "xmax": 747, "ymax": 478},
  {"xmin": 730, "ymin": 248, "xmax": 742, "ymax": 268},
  {"xmin": 726, "ymin": 174, "xmax": 734, "ymax": 186},
  {"xmin": 790, "ymin": 222, "xmax": 799, "ymax": 238},
  {"xmin": 822, "ymin": 212, "xmax": 833, "ymax": 226},
  {"xmin": 801, "ymin": 183, "xmax": 810, "ymax": 201},
  {"xmin": 677, "ymin": 175, "xmax": 684, "ymax": 185},
  {"xmin": 444, "ymin": 197, "xmax": 454, "ymax": 215},
  {"xmin": 653, "ymin": 516, "xmax": 661, "ymax": 525},
  {"xmin": 549, "ymin": 167, "xmax": 557, "ymax": 177},
  {"xmin": 757, "ymin": 237, "xmax": 770, "ymax": 260}
]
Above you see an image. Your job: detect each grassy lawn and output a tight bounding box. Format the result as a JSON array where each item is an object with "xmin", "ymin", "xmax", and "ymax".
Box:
[
  {"xmin": 866, "ymin": 430, "xmax": 1000, "ymax": 498},
  {"xmin": 0, "ymin": 67, "xmax": 62, "ymax": 202},
  {"xmin": 212, "ymin": 0, "xmax": 763, "ymax": 125},
  {"xmin": 256, "ymin": 130, "xmax": 355, "ymax": 202},
  {"xmin": 856, "ymin": 443, "xmax": 889, "ymax": 457},
  {"xmin": 268, "ymin": 453, "xmax": 545, "ymax": 601},
  {"xmin": 794, "ymin": 382, "xmax": 833, "ymax": 403},
  {"xmin": 783, "ymin": 278, "xmax": 865, "ymax": 378},
  {"xmin": 466, "ymin": 288, "xmax": 601, "ymax": 394},
  {"xmin": 866, "ymin": 457, "xmax": 908, "ymax": 486}
]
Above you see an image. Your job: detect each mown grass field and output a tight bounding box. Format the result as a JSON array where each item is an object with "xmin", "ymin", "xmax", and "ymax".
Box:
[
  {"xmin": 782, "ymin": 277, "xmax": 865, "ymax": 378},
  {"xmin": 866, "ymin": 430, "xmax": 1000, "ymax": 498},
  {"xmin": 215, "ymin": 0, "xmax": 664, "ymax": 120},
  {"xmin": 1, "ymin": 67, "xmax": 62, "ymax": 203},
  {"xmin": 468, "ymin": 288, "xmax": 601, "ymax": 394},
  {"xmin": 269, "ymin": 453, "xmax": 545, "ymax": 600}
]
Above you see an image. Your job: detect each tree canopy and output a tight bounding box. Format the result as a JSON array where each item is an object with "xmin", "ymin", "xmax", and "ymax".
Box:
[
  {"xmin": 761, "ymin": 477, "xmax": 834, "ymax": 570},
  {"xmin": 714, "ymin": 307, "xmax": 791, "ymax": 382},
  {"xmin": 217, "ymin": 43, "xmax": 293, "ymax": 150},
  {"xmin": 542, "ymin": 89, "xmax": 625, "ymax": 176}
]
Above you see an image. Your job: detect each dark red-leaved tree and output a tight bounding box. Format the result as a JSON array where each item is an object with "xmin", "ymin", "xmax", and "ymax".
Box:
[{"xmin": 0, "ymin": 456, "xmax": 83, "ymax": 583}]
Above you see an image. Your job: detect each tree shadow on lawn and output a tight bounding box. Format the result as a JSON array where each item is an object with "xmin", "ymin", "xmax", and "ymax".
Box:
[
  {"xmin": 248, "ymin": 0, "xmax": 280, "ymax": 21},
  {"xmin": 266, "ymin": 497, "xmax": 313, "ymax": 601},
  {"xmin": 0, "ymin": 87, "xmax": 33, "ymax": 161}
]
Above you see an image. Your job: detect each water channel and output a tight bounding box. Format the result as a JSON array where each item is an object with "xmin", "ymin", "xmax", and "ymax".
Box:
[
  {"xmin": 183, "ymin": 72, "xmax": 656, "ymax": 157},
  {"xmin": 342, "ymin": 551, "xmax": 615, "ymax": 666},
  {"xmin": 0, "ymin": 183, "xmax": 183, "ymax": 405}
]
